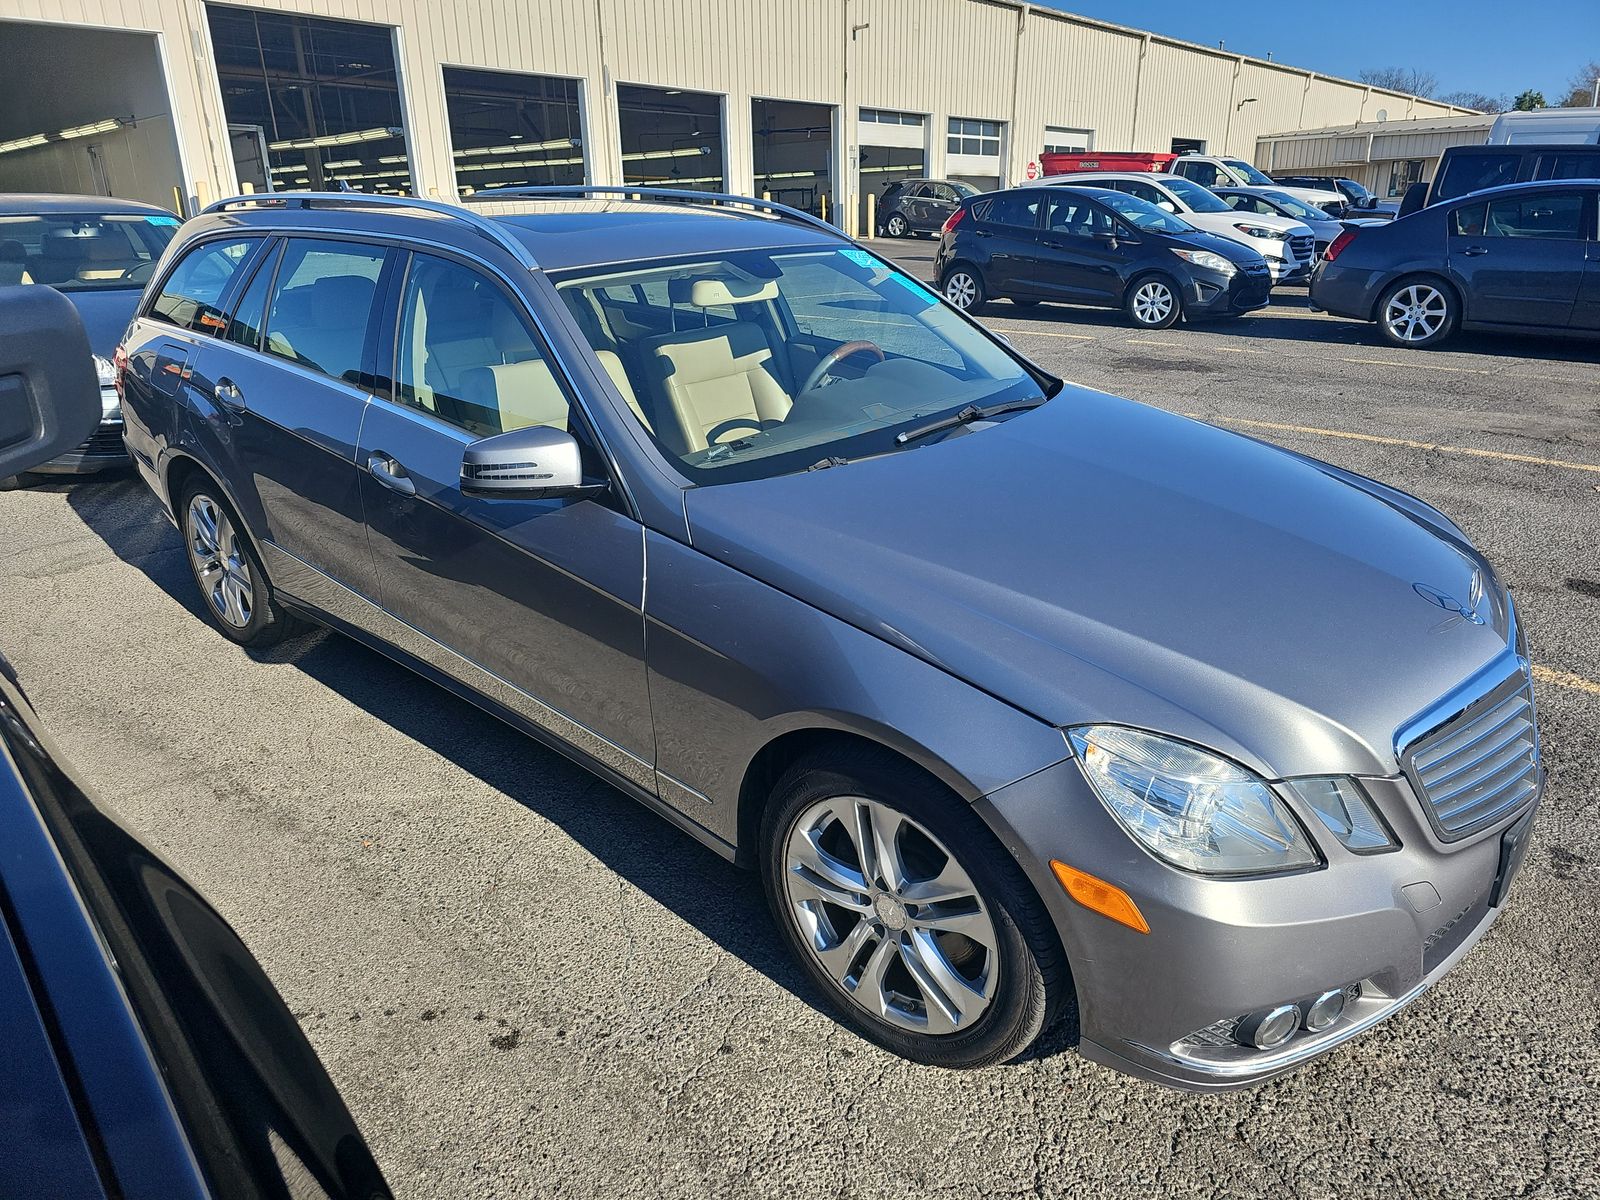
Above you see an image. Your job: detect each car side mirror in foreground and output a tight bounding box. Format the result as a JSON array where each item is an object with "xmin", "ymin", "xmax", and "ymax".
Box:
[
  {"xmin": 0, "ymin": 285, "xmax": 100, "ymax": 479},
  {"xmin": 461, "ymin": 424, "xmax": 607, "ymax": 500}
]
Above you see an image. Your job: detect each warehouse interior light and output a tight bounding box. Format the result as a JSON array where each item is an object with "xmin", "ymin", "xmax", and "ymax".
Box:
[
  {"xmin": 0, "ymin": 117, "xmax": 130, "ymax": 156},
  {"xmin": 621, "ymin": 146, "xmax": 709, "ymax": 162},
  {"xmin": 454, "ymin": 136, "xmax": 580, "ymax": 158},
  {"xmin": 267, "ymin": 126, "xmax": 400, "ymax": 151}
]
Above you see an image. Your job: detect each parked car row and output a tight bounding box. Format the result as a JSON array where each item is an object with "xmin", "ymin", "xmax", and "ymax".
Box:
[{"xmin": 933, "ymin": 162, "xmax": 1600, "ymax": 348}]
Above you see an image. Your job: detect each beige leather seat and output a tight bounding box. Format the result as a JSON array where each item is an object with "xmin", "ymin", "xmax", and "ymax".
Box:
[
  {"xmin": 646, "ymin": 282, "xmax": 791, "ymax": 453},
  {"xmin": 595, "ymin": 350, "xmax": 652, "ymax": 433}
]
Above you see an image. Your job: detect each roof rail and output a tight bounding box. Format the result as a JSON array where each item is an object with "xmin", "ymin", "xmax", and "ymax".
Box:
[
  {"xmin": 466, "ymin": 185, "xmax": 844, "ymax": 240},
  {"xmin": 200, "ymin": 191, "xmax": 539, "ymax": 269}
]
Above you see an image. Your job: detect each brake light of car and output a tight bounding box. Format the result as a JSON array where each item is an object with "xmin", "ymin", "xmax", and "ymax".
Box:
[
  {"xmin": 1323, "ymin": 229, "xmax": 1358, "ymax": 263},
  {"xmin": 940, "ymin": 207, "xmax": 967, "ymax": 237}
]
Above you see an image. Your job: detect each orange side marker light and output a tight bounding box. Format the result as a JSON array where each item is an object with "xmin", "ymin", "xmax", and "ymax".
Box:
[{"xmin": 1050, "ymin": 861, "xmax": 1150, "ymax": 934}]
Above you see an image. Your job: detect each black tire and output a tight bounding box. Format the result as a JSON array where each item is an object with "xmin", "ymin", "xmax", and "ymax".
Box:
[
  {"xmin": 1375, "ymin": 275, "xmax": 1458, "ymax": 349},
  {"xmin": 941, "ymin": 264, "xmax": 987, "ymax": 313},
  {"xmin": 760, "ymin": 745, "xmax": 1067, "ymax": 1069},
  {"xmin": 0, "ymin": 473, "xmax": 36, "ymax": 491},
  {"xmin": 177, "ymin": 477, "xmax": 295, "ymax": 647},
  {"xmin": 884, "ymin": 213, "xmax": 909, "ymax": 238},
  {"xmin": 1124, "ymin": 273, "xmax": 1182, "ymax": 330}
]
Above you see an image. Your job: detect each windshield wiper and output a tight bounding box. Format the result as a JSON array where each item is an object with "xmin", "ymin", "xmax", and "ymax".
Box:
[{"xmin": 893, "ymin": 398, "xmax": 1046, "ymax": 447}]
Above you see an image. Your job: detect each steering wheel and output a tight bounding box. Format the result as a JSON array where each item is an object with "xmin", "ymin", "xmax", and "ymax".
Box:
[{"xmin": 799, "ymin": 340, "xmax": 885, "ymax": 394}]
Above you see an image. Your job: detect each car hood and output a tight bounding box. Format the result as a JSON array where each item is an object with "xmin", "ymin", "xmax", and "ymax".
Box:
[
  {"xmin": 683, "ymin": 389, "xmax": 1510, "ymax": 779},
  {"xmin": 1169, "ymin": 229, "xmax": 1269, "ymax": 265},
  {"xmin": 52, "ymin": 286, "xmax": 140, "ymax": 357}
]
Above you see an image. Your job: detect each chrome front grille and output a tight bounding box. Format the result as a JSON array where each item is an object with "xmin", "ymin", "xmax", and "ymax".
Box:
[
  {"xmin": 1402, "ymin": 668, "xmax": 1539, "ymax": 841},
  {"xmin": 1289, "ymin": 235, "xmax": 1315, "ymax": 262}
]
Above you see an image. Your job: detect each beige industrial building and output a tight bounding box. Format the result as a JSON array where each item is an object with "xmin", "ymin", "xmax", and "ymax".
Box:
[
  {"xmin": 0, "ymin": 0, "xmax": 1471, "ymax": 234},
  {"xmin": 1257, "ymin": 113, "xmax": 1496, "ymax": 199}
]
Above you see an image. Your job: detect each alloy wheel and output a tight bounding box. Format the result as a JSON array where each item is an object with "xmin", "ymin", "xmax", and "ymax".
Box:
[
  {"xmin": 782, "ymin": 796, "xmax": 1000, "ymax": 1035},
  {"xmin": 186, "ymin": 494, "xmax": 254, "ymax": 629},
  {"xmin": 887, "ymin": 214, "xmax": 907, "ymax": 237},
  {"xmin": 1132, "ymin": 280, "xmax": 1175, "ymax": 325},
  {"xmin": 1384, "ymin": 284, "xmax": 1448, "ymax": 343},
  {"xmin": 944, "ymin": 272, "xmax": 977, "ymax": 310}
]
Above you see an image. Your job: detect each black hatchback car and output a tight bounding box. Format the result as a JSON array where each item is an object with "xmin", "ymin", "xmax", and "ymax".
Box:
[
  {"xmin": 1311, "ymin": 179, "xmax": 1600, "ymax": 348},
  {"xmin": 934, "ymin": 185, "xmax": 1272, "ymax": 329},
  {"xmin": 876, "ymin": 178, "xmax": 980, "ymax": 237}
]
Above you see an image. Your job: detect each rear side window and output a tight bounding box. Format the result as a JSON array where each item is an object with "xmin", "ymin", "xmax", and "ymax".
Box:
[
  {"xmin": 1434, "ymin": 153, "xmax": 1519, "ymax": 202},
  {"xmin": 263, "ymin": 239, "xmax": 386, "ymax": 385},
  {"xmin": 148, "ymin": 238, "xmax": 260, "ymax": 334},
  {"xmin": 977, "ymin": 192, "xmax": 1041, "ymax": 228},
  {"xmin": 1482, "ymin": 192, "xmax": 1589, "ymax": 239}
]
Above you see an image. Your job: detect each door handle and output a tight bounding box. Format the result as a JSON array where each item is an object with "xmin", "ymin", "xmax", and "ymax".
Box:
[
  {"xmin": 214, "ymin": 378, "xmax": 244, "ymax": 407},
  {"xmin": 1462, "ymin": 245, "xmax": 1489, "ymax": 257},
  {"xmin": 367, "ymin": 452, "xmax": 417, "ymax": 497}
]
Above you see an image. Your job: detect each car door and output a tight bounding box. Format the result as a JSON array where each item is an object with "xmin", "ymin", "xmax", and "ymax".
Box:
[
  {"xmin": 1030, "ymin": 193, "xmax": 1128, "ymax": 302},
  {"xmin": 188, "ymin": 235, "xmax": 391, "ymax": 601},
  {"xmin": 901, "ymin": 184, "xmax": 934, "ymax": 231},
  {"xmin": 921, "ymin": 182, "xmax": 960, "ymax": 231},
  {"xmin": 971, "ymin": 191, "xmax": 1044, "ymax": 295},
  {"xmin": 1573, "ymin": 190, "xmax": 1600, "ymax": 331},
  {"xmin": 1449, "ymin": 190, "xmax": 1592, "ymax": 328},
  {"xmin": 356, "ymin": 248, "xmax": 654, "ymax": 784}
]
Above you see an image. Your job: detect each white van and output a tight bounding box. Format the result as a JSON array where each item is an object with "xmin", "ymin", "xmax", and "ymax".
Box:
[{"xmin": 1488, "ymin": 107, "xmax": 1600, "ymax": 145}]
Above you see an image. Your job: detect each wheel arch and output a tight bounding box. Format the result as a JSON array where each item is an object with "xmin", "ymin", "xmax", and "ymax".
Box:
[{"xmin": 1367, "ymin": 270, "xmax": 1464, "ymax": 325}]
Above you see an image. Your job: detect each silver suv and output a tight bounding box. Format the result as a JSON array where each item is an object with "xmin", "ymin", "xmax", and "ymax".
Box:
[{"xmin": 119, "ymin": 188, "xmax": 1540, "ymax": 1088}]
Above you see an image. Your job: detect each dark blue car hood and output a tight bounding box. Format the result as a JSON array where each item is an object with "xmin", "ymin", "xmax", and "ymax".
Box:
[
  {"xmin": 53, "ymin": 286, "xmax": 140, "ymax": 357},
  {"xmin": 683, "ymin": 389, "xmax": 1509, "ymax": 778}
]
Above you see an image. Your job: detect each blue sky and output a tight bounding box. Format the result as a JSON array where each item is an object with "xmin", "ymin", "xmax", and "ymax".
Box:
[{"xmin": 1034, "ymin": 1, "xmax": 1599, "ymax": 102}]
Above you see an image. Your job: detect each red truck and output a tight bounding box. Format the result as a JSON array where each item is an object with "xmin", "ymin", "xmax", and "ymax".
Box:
[{"xmin": 1039, "ymin": 150, "xmax": 1178, "ymax": 176}]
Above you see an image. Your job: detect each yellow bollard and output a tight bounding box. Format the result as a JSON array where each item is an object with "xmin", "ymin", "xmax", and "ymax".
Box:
[
  {"xmin": 820, "ymin": 193, "xmax": 828, "ymax": 224},
  {"xmin": 241, "ymin": 180, "xmax": 254, "ymax": 194},
  {"xmin": 865, "ymin": 191, "xmax": 876, "ymax": 238},
  {"xmin": 171, "ymin": 185, "xmax": 184, "ymax": 216}
]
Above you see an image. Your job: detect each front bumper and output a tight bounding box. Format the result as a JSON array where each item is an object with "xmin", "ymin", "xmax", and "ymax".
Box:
[
  {"xmin": 979, "ymin": 751, "xmax": 1541, "ymax": 1091},
  {"xmin": 31, "ymin": 413, "xmax": 129, "ymax": 476},
  {"xmin": 1185, "ymin": 265, "xmax": 1271, "ymax": 320}
]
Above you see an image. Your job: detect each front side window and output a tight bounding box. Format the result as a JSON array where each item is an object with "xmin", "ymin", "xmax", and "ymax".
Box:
[
  {"xmin": 1482, "ymin": 192, "xmax": 1589, "ymax": 240},
  {"xmin": 149, "ymin": 237, "xmax": 261, "ymax": 334},
  {"xmin": 554, "ymin": 247, "xmax": 1045, "ymax": 484},
  {"xmin": 1176, "ymin": 160, "xmax": 1225, "ymax": 187},
  {"xmin": 1044, "ymin": 195, "xmax": 1113, "ymax": 237},
  {"xmin": 262, "ymin": 239, "xmax": 386, "ymax": 385},
  {"xmin": 927, "ymin": 183, "xmax": 959, "ymax": 203},
  {"xmin": 1116, "ymin": 179, "xmax": 1167, "ymax": 208},
  {"xmin": 395, "ymin": 254, "xmax": 569, "ymax": 439},
  {"xmin": 1259, "ymin": 191, "xmax": 1325, "ymax": 222},
  {"xmin": 0, "ymin": 212, "xmax": 178, "ymax": 292}
]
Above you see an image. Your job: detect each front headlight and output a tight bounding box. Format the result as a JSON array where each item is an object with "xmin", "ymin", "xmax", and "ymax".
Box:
[
  {"xmin": 1233, "ymin": 222, "xmax": 1286, "ymax": 240},
  {"xmin": 1068, "ymin": 726, "xmax": 1318, "ymax": 876},
  {"xmin": 1169, "ymin": 248, "xmax": 1236, "ymax": 277},
  {"xmin": 1285, "ymin": 778, "xmax": 1397, "ymax": 854}
]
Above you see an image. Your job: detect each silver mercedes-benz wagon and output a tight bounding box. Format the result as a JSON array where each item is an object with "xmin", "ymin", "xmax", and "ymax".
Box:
[{"xmin": 120, "ymin": 187, "xmax": 1540, "ymax": 1089}]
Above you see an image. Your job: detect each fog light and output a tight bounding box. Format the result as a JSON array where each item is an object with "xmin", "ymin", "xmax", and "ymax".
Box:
[
  {"xmin": 1304, "ymin": 988, "xmax": 1347, "ymax": 1032},
  {"xmin": 1236, "ymin": 1004, "xmax": 1300, "ymax": 1050}
]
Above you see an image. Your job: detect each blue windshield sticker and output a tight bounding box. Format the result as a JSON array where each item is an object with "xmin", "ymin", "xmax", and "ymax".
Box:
[
  {"xmin": 837, "ymin": 247, "xmax": 875, "ymax": 268},
  {"xmin": 888, "ymin": 272, "xmax": 939, "ymax": 307},
  {"xmin": 146, "ymin": 215, "xmax": 181, "ymax": 226}
]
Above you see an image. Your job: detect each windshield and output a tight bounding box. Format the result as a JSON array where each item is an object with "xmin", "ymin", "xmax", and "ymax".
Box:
[
  {"xmin": 1162, "ymin": 177, "xmax": 1232, "ymax": 213},
  {"xmin": 0, "ymin": 211, "xmax": 178, "ymax": 292},
  {"xmin": 1098, "ymin": 190, "xmax": 1194, "ymax": 234},
  {"xmin": 1223, "ymin": 159, "xmax": 1276, "ymax": 186},
  {"xmin": 1258, "ymin": 190, "xmax": 1326, "ymax": 222},
  {"xmin": 554, "ymin": 246, "xmax": 1046, "ymax": 484},
  {"xmin": 951, "ymin": 181, "xmax": 980, "ymax": 198}
]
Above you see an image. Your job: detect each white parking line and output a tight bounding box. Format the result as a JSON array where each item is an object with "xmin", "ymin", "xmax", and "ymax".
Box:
[{"xmin": 985, "ymin": 325, "xmax": 1097, "ymax": 341}]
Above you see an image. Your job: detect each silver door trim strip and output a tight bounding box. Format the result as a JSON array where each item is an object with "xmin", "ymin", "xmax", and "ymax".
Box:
[
  {"xmin": 656, "ymin": 770, "xmax": 713, "ymax": 809},
  {"xmin": 261, "ymin": 541, "xmax": 658, "ymax": 794}
]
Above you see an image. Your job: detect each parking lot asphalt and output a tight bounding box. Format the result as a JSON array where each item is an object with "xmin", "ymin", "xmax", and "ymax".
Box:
[{"xmin": 2, "ymin": 241, "xmax": 1598, "ymax": 1199}]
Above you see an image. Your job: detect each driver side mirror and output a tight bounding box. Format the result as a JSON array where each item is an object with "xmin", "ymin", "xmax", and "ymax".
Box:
[
  {"xmin": 1156, "ymin": 201, "xmax": 1177, "ymax": 213},
  {"xmin": 461, "ymin": 424, "xmax": 607, "ymax": 500},
  {"xmin": 0, "ymin": 286, "xmax": 100, "ymax": 480}
]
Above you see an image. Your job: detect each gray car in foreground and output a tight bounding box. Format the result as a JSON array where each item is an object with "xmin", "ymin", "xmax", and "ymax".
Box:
[{"xmin": 119, "ymin": 188, "xmax": 1540, "ymax": 1090}]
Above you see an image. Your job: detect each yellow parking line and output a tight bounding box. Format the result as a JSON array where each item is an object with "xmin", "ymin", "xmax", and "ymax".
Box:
[
  {"xmin": 986, "ymin": 326, "xmax": 1097, "ymax": 341},
  {"xmin": 1533, "ymin": 665, "xmax": 1600, "ymax": 696},
  {"xmin": 1342, "ymin": 357, "xmax": 1490, "ymax": 375},
  {"xmin": 1190, "ymin": 414, "xmax": 1600, "ymax": 476},
  {"xmin": 1127, "ymin": 338, "xmax": 1185, "ymax": 347},
  {"xmin": 1212, "ymin": 346, "xmax": 1268, "ymax": 355}
]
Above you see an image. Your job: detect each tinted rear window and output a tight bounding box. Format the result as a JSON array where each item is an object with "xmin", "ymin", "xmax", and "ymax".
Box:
[
  {"xmin": 975, "ymin": 192, "xmax": 1041, "ymax": 228},
  {"xmin": 1435, "ymin": 153, "xmax": 1520, "ymax": 201},
  {"xmin": 1536, "ymin": 152, "xmax": 1600, "ymax": 181}
]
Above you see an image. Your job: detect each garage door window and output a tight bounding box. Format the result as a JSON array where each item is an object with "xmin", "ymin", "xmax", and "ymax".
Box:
[
  {"xmin": 147, "ymin": 237, "xmax": 261, "ymax": 335},
  {"xmin": 948, "ymin": 119, "xmax": 1001, "ymax": 157}
]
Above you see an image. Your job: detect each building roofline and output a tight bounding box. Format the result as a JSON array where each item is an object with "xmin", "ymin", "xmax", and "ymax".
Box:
[{"xmin": 997, "ymin": 1, "xmax": 1479, "ymax": 116}]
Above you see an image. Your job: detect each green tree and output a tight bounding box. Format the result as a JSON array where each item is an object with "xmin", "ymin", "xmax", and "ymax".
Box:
[{"xmin": 1512, "ymin": 89, "xmax": 1546, "ymax": 111}]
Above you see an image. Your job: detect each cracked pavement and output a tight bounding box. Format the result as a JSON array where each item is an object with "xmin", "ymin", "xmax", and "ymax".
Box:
[{"xmin": 0, "ymin": 250, "xmax": 1597, "ymax": 1197}]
